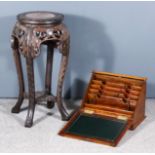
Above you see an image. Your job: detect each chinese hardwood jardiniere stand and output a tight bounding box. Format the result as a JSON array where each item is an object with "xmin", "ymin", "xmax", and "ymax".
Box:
[{"xmin": 11, "ymin": 11, "xmax": 70, "ymax": 127}]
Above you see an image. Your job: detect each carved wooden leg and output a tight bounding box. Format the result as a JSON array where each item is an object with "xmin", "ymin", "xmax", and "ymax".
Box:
[
  {"xmin": 45, "ymin": 44, "xmax": 54, "ymax": 109},
  {"xmin": 56, "ymin": 55, "xmax": 69, "ymax": 120},
  {"xmin": 11, "ymin": 38, "xmax": 25, "ymax": 113},
  {"xmin": 25, "ymin": 57, "xmax": 35, "ymax": 127}
]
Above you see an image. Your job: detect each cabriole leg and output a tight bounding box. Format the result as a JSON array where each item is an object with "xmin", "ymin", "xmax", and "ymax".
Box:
[
  {"xmin": 25, "ymin": 57, "xmax": 35, "ymax": 127},
  {"xmin": 56, "ymin": 55, "xmax": 69, "ymax": 120},
  {"xmin": 11, "ymin": 37, "xmax": 25, "ymax": 113}
]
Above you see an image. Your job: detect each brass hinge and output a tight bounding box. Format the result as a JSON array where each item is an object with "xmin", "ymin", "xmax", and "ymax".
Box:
[
  {"xmin": 84, "ymin": 109, "xmax": 95, "ymax": 114},
  {"xmin": 117, "ymin": 115, "xmax": 128, "ymax": 121}
]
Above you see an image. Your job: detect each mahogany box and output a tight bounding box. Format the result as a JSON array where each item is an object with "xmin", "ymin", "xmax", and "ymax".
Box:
[{"xmin": 59, "ymin": 71, "xmax": 147, "ymax": 146}]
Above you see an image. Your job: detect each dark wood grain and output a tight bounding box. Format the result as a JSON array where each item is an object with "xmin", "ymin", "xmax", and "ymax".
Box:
[
  {"xmin": 11, "ymin": 11, "xmax": 70, "ymax": 127},
  {"xmin": 11, "ymin": 37, "xmax": 25, "ymax": 113}
]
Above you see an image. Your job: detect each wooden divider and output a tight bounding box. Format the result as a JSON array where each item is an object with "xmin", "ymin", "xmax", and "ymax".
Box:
[{"xmin": 85, "ymin": 73, "xmax": 142, "ymax": 112}]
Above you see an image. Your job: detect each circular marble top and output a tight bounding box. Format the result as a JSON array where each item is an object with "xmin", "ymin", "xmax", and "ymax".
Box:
[{"xmin": 17, "ymin": 11, "xmax": 64, "ymax": 25}]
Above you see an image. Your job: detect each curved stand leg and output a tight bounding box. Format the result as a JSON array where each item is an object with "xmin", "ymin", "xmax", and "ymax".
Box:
[
  {"xmin": 11, "ymin": 38, "xmax": 25, "ymax": 113},
  {"xmin": 45, "ymin": 44, "xmax": 54, "ymax": 109},
  {"xmin": 56, "ymin": 55, "xmax": 69, "ymax": 120},
  {"xmin": 25, "ymin": 57, "xmax": 35, "ymax": 127}
]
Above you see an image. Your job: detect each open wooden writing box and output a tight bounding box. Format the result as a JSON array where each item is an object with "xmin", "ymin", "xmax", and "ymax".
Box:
[{"xmin": 59, "ymin": 72, "xmax": 147, "ymax": 146}]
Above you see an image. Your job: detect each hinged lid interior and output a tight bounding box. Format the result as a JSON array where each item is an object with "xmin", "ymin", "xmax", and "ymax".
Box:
[{"xmin": 82, "ymin": 71, "xmax": 146, "ymax": 120}]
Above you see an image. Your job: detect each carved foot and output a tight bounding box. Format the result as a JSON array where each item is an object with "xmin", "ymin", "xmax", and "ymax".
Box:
[
  {"xmin": 60, "ymin": 108, "xmax": 69, "ymax": 121},
  {"xmin": 47, "ymin": 101, "xmax": 55, "ymax": 109},
  {"xmin": 11, "ymin": 98, "xmax": 24, "ymax": 113},
  {"xmin": 11, "ymin": 105, "xmax": 21, "ymax": 113},
  {"xmin": 61, "ymin": 116, "xmax": 69, "ymax": 121},
  {"xmin": 25, "ymin": 118, "xmax": 33, "ymax": 128},
  {"xmin": 25, "ymin": 106, "xmax": 35, "ymax": 128},
  {"xmin": 62, "ymin": 116, "xmax": 69, "ymax": 121}
]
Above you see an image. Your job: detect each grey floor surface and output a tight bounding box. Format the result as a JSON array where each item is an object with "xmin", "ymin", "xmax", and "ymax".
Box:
[{"xmin": 0, "ymin": 99, "xmax": 154, "ymax": 153}]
